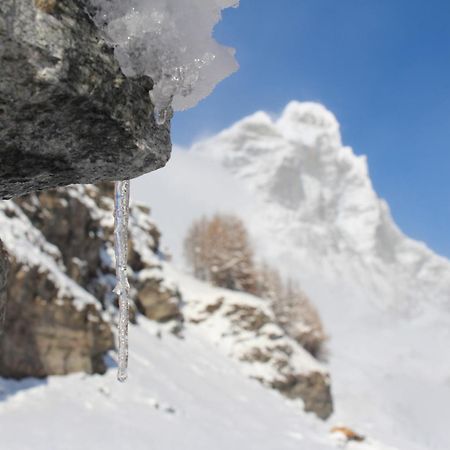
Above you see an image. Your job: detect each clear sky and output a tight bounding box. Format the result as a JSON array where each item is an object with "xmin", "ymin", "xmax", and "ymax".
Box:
[{"xmin": 171, "ymin": 0, "xmax": 450, "ymax": 258}]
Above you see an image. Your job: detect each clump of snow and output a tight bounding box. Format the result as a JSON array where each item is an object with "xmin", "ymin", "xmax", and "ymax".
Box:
[{"xmin": 91, "ymin": 0, "xmax": 239, "ymax": 121}]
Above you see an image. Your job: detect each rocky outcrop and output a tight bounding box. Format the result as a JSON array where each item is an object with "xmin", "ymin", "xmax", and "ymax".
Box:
[
  {"xmin": 15, "ymin": 184, "xmax": 183, "ymax": 326},
  {"xmin": 0, "ymin": 182, "xmax": 183, "ymax": 378},
  {"xmin": 136, "ymin": 275, "xmax": 182, "ymax": 323},
  {"xmin": 1, "ymin": 257, "xmax": 113, "ymax": 377},
  {"xmin": 0, "ymin": 240, "xmax": 8, "ymax": 335},
  {"xmin": 0, "ymin": 201, "xmax": 113, "ymax": 377},
  {"xmin": 0, "ymin": 0, "xmax": 171, "ymax": 199},
  {"xmin": 272, "ymin": 371, "xmax": 333, "ymax": 420},
  {"xmin": 176, "ymin": 271, "xmax": 334, "ymax": 420},
  {"xmin": 14, "ymin": 186, "xmax": 105, "ymax": 287}
]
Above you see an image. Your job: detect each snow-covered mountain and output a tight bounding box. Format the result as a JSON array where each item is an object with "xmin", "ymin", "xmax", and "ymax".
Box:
[
  {"xmin": 190, "ymin": 101, "xmax": 450, "ymax": 314},
  {"xmin": 134, "ymin": 101, "xmax": 450, "ymax": 450}
]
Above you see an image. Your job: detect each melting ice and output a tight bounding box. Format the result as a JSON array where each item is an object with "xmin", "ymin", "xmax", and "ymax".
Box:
[
  {"xmin": 91, "ymin": 0, "xmax": 239, "ymax": 119},
  {"xmin": 113, "ymin": 180, "xmax": 130, "ymax": 382}
]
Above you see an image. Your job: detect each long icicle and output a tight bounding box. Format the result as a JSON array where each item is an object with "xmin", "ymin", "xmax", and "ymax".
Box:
[{"xmin": 113, "ymin": 180, "xmax": 130, "ymax": 382}]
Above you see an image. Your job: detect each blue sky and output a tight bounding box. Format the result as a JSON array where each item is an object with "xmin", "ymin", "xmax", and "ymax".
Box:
[{"xmin": 171, "ymin": 0, "xmax": 450, "ymax": 258}]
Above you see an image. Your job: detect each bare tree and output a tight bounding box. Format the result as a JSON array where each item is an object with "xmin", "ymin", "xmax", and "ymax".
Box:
[
  {"xmin": 184, "ymin": 214, "xmax": 258, "ymax": 294},
  {"xmin": 258, "ymin": 265, "xmax": 327, "ymax": 359}
]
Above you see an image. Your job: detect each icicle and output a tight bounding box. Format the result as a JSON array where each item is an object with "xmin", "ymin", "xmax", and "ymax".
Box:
[
  {"xmin": 154, "ymin": 106, "xmax": 169, "ymax": 125},
  {"xmin": 150, "ymin": 90, "xmax": 172, "ymax": 126},
  {"xmin": 113, "ymin": 180, "xmax": 130, "ymax": 382}
]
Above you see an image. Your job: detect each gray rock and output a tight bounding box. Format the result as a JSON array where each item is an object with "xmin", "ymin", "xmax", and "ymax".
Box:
[
  {"xmin": 0, "ymin": 240, "xmax": 8, "ymax": 335},
  {"xmin": 272, "ymin": 372, "xmax": 334, "ymax": 420},
  {"xmin": 0, "ymin": 0, "xmax": 171, "ymax": 200},
  {"xmin": 0, "ymin": 257, "xmax": 114, "ymax": 378},
  {"xmin": 0, "ymin": 197, "xmax": 114, "ymax": 378}
]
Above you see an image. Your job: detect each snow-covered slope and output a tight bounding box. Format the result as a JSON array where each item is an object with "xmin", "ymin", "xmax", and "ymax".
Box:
[
  {"xmin": 0, "ymin": 316, "xmax": 393, "ymax": 450},
  {"xmin": 0, "ymin": 180, "xmax": 398, "ymax": 449},
  {"xmin": 134, "ymin": 101, "xmax": 450, "ymax": 450}
]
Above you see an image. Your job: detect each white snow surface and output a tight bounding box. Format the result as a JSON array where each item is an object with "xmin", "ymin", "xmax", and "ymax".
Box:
[
  {"xmin": 0, "ymin": 317, "xmax": 391, "ymax": 450},
  {"xmin": 91, "ymin": 0, "xmax": 239, "ymax": 118},
  {"xmin": 134, "ymin": 101, "xmax": 450, "ymax": 450}
]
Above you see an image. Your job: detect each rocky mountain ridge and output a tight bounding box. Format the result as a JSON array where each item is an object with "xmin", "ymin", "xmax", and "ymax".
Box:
[{"xmin": 191, "ymin": 101, "xmax": 450, "ymax": 313}]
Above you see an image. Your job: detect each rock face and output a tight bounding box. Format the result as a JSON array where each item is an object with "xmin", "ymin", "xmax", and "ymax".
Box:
[
  {"xmin": 0, "ymin": 240, "xmax": 8, "ymax": 335},
  {"xmin": 0, "ymin": 0, "xmax": 171, "ymax": 200},
  {"xmin": 0, "ymin": 183, "xmax": 182, "ymax": 378},
  {"xmin": 1, "ymin": 258, "xmax": 113, "ymax": 377},
  {"xmin": 0, "ymin": 200, "xmax": 114, "ymax": 377},
  {"xmin": 14, "ymin": 183, "xmax": 183, "ymax": 327},
  {"xmin": 272, "ymin": 372, "xmax": 333, "ymax": 420}
]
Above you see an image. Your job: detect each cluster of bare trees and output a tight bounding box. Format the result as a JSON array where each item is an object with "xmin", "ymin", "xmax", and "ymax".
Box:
[
  {"xmin": 184, "ymin": 214, "xmax": 327, "ymax": 358},
  {"xmin": 184, "ymin": 214, "xmax": 259, "ymax": 294}
]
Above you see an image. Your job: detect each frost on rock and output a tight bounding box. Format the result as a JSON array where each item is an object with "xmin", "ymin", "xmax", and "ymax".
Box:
[
  {"xmin": 113, "ymin": 180, "xmax": 131, "ymax": 382},
  {"xmin": 91, "ymin": 0, "xmax": 239, "ymax": 120}
]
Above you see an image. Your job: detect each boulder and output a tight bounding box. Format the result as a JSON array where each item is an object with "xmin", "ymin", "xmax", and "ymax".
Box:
[
  {"xmin": 272, "ymin": 371, "xmax": 333, "ymax": 420},
  {"xmin": 136, "ymin": 276, "xmax": 182, "ymax": 323},
  {"xmin": 0, "ymin": 0, "xmax": 171, "ymax": 200}
]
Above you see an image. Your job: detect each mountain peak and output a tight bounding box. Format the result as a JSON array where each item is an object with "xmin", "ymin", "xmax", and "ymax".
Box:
[
  {"xmin": 191, "ymin": 101, "xmax": 450, "ymax": 312},
  {"xmin": 278, "ymin": 101, "xmax": 339, "ymax": 130}
]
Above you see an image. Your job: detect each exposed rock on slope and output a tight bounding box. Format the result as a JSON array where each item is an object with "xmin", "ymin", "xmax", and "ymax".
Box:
[
  {"xmin": 14, "ymin": 184, "xmax": 183, "ymax": 327},
  {"xmin": 0, "ymin": 240, "xmax": 8, "ymax": 334},
  {"xmin": 0, "ymin": 201, "xmax": 113, "ymax": 377},
  {"xmin": 0, "ymin": 0, "xmax": 171, "ymax": 199},
  {"xmin": 0, "ymin": 183, "xmax": 182, "ymax": 377},
  {"xmin": 165, "ymin": 266, "xmax": 333, "ymax": 419}
]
